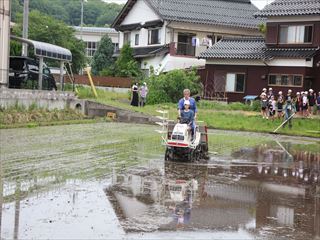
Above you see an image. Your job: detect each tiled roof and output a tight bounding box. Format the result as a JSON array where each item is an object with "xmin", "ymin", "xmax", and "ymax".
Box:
[
  {"xmin": 117, "ymin": 23, "xmax": 142, "ymax": 31},
  {"xmin": 147, "ymin": 0, "xmax": 264, "ymax": 29},
  {"xmin": 254, "ymin": 0, "xmax": 320, "ymax": 17},
  {"xmin": 142, "ymin": 20, "xmax": 164, "ymax": 29},
  {"xmin": 114, "ymin": 45, "xmax": 169, "ymax": 58},
  {"xmin": 264, "ymin": 48, "xmax": 320, "ymax": 58},
  {"xmin": 199, "ymin": 37, "xmax": 320, "ymax": 60},
  {"xmin": 72, "ymin": 26, "xmax": 117, "ymax": 33},
  {"xmin": 199, "ymin": 37, "xmax": 265, "ymax": 59},
  {"xmin": 112, "ymin": 0, "xmax": 264, "ymax": 30}
]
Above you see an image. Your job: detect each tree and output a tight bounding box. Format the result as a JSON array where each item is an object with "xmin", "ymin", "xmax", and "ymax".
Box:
[
  {"xmin": 114, "ymin": 44, "xmax": 141, "ymax": 78},
  {"xmin": 11, "ymin": 10, "xmax": 86, "ymax": 73},
  {"xmin": 11, "ymin": 0, "xmax": 124, "ymax": 27},
  {"xmin": 91, "ymin": 35, "xmax": 114, "ymax": 75},
  {"xmin": 94, "ymin": 3, "xmax": 124, "ymax": 26},
  {"xmin": 258, "ymin": 23, "xmax": 267, "ymax": 34},
  {"xmin": 29, "ymin": 0, "xmax": 69, "ymax": 23},
  {"xmin": 147, "ymin": 68, "xmax": 201, "ymax": 104},
  {"xmin": 10, "ymin": 0, "xmax": 23, "ymax": 22}
]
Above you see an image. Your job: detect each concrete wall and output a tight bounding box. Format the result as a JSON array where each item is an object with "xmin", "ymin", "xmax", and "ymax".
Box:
[
  {"xmin": 85, "ymin": 100, "xmax": 158, "ymax": 124},
  {"xmin": 0, "ymin": 89, "xmax": 76, "ymax": 110}
]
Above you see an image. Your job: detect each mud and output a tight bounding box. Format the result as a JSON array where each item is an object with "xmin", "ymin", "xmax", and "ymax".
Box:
[{"xmin": 0, "ymin": 122, "xmax": 319, "ymax": 239}]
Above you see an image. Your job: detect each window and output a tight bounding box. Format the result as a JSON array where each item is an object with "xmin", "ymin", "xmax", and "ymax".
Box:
[
  {"xmin": 279, "ymin": 25, "xmax": 313, "ymax": 44},
  {"xmin": 177, "ymin": 33, "xmax": 196, "ymax": 56},
  {"xmin": 148, "ymin": 29, "xmax": 160, "ymax": 45},
  {"xmin": 216, "ymin": 35, "xmax": 223, "ymax": 43},
  {"xmin": 85, "ymin": 41, "xmax": 98, "ymax": 57},
  {"xmin": 268, "ymin": 74, "xmax": 303, "ymax": 87},
  {"xmin": 113, "ymin": 43, "xmax": 119, "ymax": 52},
  {"xmin": 281, "ymin": 75, "xmax": 289, "ymax": 85},
  {"xmin": 135, "ymin": 34, "xmax": 139, "ymax": 46},
  {"xmin": 269, "ymin": 75, "xmax": 277, "ymax": 85},
  {"xmin": 225, "ymin": 73, "xmax": 245, "ymax": 92},
  {"xmin": 123, "ymin": 32, "xmax": 131, "ymax": 44},
  {"xmin": 293, "ymin": 75, "xmax": 302, "ymax": 86}
]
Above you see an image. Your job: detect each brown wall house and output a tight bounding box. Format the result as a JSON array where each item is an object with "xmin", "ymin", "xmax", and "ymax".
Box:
[
  {"xmin": 201, "ymin": 64, "xmax": 316, "ymax": 102},
  {"xmin": 266, "ymin": 21, "xmax": 320, "ymax": 48},
  {"xmin": 198, "ymin": 0, "xmax": 320, "ymax": 102}
]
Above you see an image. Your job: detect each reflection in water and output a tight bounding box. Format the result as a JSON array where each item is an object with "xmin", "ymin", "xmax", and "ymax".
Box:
[
  {"xmin": 13, "ymin": 181, "xmax": 21, "ymax": 240},
  {"xmin": 108, "ymin": 147, "xmax": 320, "ymax": 239},
  {"xmin": 1, "ymin": 123, "xmax": 320, "ymax": 239},
  {"xmin": 232, "ymin": 143, "xmax": 320, "ymax": 185}
]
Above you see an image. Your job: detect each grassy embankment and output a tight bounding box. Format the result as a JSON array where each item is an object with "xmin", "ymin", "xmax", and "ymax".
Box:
[
  {"xmin": 0, "ymin": 102, "xmax": 107, "ymax": 129},
  {"xmin": 77, "ymin": 87, "xmax": 320, "ymax": 138},
  {"xmin": 1, "ymin": 87, "xmax": 319, "ymax": 138}
]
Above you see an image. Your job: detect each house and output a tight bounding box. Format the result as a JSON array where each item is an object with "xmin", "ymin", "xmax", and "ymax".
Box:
[
  {"xmin": 111, "ymin": 0, "xmax": 264, "ymax": 75},
  {"xmin": 73, "ymin": 26, "xmax": 119, "ymax": 59},
  {"xmin": 199, "ymin": 0, "xmax": 320, "ymax": 102}
]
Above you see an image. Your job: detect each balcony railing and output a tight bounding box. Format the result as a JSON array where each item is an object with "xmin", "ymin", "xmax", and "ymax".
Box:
[{"xmin": 169, "ymin": 42, "xmax": 196, "ymax": 57}]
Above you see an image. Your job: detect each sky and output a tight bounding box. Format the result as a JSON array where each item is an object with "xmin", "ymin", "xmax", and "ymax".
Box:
[{"xmin": 103, "ymin": 0, "xmax": 276, "ymax": 10}]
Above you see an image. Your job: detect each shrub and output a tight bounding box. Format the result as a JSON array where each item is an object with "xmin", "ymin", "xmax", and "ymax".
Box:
[{"xmin": 147, "ymin": 68, "xmax": 200, "ymax": 104}]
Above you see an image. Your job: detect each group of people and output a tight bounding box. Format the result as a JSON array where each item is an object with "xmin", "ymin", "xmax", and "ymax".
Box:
[
  {"xmin": 130, "ymin": 82, "xmax": 148, "ymax": 107},
  {"xmin": 260, "ymin": 87, "xmax": 320, "ymax": 128}
]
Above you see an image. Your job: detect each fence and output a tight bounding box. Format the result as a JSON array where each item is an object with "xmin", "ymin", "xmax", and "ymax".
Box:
[{"xmin": 53, "ymin": 74, "xmax": 132, "ymax": 88}]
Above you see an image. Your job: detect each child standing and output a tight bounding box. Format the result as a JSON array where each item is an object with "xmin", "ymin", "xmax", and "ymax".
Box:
[
  {"xmin": 295, "ymin": 92, "xmax": 302, "ymax": 116},
  {"xmin": 302, "ymin": 91, "xmax": 309, "ymax": 117},
  {"xmin": 277, "ymin": 91, "xmax": 284, "ymax": 119},
  {"xmin": 283, "ymin": 89, "xmax": 295, "ymax": 129},
  {"xmin": 316, "ymin": 91, "xmax": 320, "ymax": 115},
  {"xmin": 308, "ymin": 89, "xmax": 315, "ymax": 115},
  {"xmin": 268, "ymin": 95, "xmax": 276, "ymax": 121},
  {"xmin": 260, "ymin": 92, "xmax": 268, "ymax": 119}
]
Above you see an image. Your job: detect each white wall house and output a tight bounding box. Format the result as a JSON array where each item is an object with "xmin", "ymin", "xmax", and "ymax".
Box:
[
  {"xmin": 73, "ymin": 26, "xmax": 119, "ymax": 59},
  {"xmin": 112, "ymin": 0, "xmax": 264, "ymax": 75}
]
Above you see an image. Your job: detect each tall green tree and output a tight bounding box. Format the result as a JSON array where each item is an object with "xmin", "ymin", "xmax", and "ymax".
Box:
[
  {"xmin": 91, "ymin": 35, "xmax": 115, "ymax": 75},
  {"xmin": 10, "ymin": 0, "xmax": 23, "ymax": 22},
  {"xmin": 114, "ymin": 44, "xmax": 141, "ymax": 78},
  {"xmin": 11, "ymin": 10, "xmax": 86, "ymax": 73}
]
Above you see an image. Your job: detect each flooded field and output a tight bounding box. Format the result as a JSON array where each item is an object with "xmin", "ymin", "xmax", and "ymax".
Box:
[{"xmin": 0, "ymin": 122, "xmax": 319, "ymax": 239}]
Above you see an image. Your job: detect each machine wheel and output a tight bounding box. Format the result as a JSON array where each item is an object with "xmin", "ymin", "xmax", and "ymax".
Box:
[{"xmin": 165, "ymin": 148, "xmax": 172, "ymax": 161}]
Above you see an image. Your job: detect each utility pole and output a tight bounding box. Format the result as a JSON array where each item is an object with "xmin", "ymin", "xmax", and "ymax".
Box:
[
  {"xmin": 80, "ymin": 0, "xmax": 84, "ymax": 40},
  {"xmin": 22, "ymin": 0, "xmax": 29, "ymax": 56},
  {"xmin": 0, "ymin": 0, "xmax": 11, "ymax": 88}
]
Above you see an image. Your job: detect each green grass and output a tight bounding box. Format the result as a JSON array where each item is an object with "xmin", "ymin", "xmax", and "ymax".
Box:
[
  {"xmin": 201, "ymin": 111, "xmax": 320, "ymax": 138},
  {"xmin": 0, "ymin": 103, "xmax": 108, "ymax": 128},
  {"xmin": 77, "ymin": 87, "xmax": 320, "ymax": 138},
  {"xmin": 0, "ymin": 118, "xmax": 107, "ymax": 129}
]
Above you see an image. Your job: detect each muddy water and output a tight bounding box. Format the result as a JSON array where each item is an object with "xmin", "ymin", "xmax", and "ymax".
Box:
[{"xmin": 0, "ymin": 123, "xmax": 319, "ymax": 239}]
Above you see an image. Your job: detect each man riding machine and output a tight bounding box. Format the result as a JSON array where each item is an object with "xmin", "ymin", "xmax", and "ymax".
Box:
[{"xmin": 164, "ymin": 89, "xmax": 208, "ymax": 162}]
